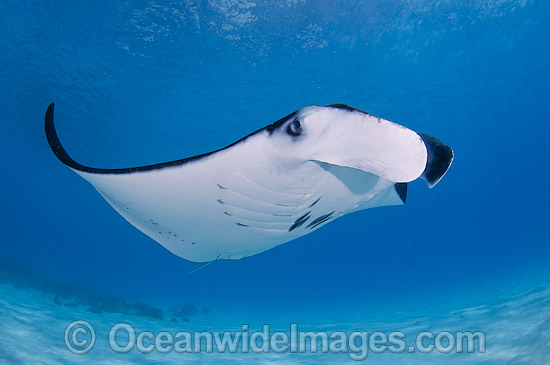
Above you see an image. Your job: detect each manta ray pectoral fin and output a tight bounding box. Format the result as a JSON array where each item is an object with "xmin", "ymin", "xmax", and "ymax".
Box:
[
  {"xmin": 45, "ymin": 103, "xmax": 89, "ymax": 172},
  {"xmin": 45, "ymin": 103, "xmax": 225, "ymax": 175},
  {"xmin": 417, "ymin": 133, "xmax": 454, "ymax": 188}
]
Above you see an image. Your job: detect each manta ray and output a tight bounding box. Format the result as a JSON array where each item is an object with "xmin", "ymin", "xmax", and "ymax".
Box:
[{"xmin": 45, "ymin": 103, "xmax": 453, "ymax": 262}]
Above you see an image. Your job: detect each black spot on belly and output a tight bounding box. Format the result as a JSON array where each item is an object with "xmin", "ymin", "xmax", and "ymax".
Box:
[
  {"xmin": 307, "ymin": 211, "xmax": 335, "ymax": 229},
  {"xmin": 309, "ymin": 197, "xmax": 321, "ymax": 208},
  {"xmin": 289, "ymin": 211, "xmax": 311, "ymax": 232}
]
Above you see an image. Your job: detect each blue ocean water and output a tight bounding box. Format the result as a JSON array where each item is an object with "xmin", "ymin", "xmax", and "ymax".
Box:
[{"xmin": 1, "ymin": 0, "xmax": 549, "ymax": 363}]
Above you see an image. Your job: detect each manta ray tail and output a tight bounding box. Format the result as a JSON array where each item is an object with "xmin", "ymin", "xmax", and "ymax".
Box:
[
  {"xmin": 186, "ymin": 255, "xmax": 221, "ymax": 275},
  {"xmin": 418, "ymin": 132, "xmax": 454, "ymax": 188}
]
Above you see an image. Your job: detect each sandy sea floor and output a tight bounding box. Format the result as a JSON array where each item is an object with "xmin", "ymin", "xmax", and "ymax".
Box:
[{"xmin": 0, "ymin": 270, "xmax": 549, "ymax": 364}]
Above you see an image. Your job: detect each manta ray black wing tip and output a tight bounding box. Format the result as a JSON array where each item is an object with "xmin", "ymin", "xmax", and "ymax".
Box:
[
  {"xmin": 45, "ymin": 104, "xmax": 256, "ymax": 175},
  {"xmin": 395, "ymin": 183, "xmax": 407, "ymax": 204},
  {"xmin": 45, "ymin": 103, "xmax": 87, "ymax": 171}
]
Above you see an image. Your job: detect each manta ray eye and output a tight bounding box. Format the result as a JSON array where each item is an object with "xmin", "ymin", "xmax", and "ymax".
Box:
[{"xmin": 286, "ymin": 120, "xmax": 302, "ymax": 136}]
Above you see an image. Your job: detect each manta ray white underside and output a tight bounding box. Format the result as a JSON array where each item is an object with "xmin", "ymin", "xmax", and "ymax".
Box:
[{"xmin": 45, "ymin": 103, "xmax": 453, "ymax": 262}]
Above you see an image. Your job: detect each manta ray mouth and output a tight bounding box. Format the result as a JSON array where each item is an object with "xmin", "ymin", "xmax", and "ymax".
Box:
[{"xmin": 417, "ymin": 132, "xmax": 454, "ymax": 188}]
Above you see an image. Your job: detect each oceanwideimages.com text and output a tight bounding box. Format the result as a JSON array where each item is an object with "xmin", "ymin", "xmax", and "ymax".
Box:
[{"xmin": 65, "ymin": 321, "xmax": 486, "ymax": 360}]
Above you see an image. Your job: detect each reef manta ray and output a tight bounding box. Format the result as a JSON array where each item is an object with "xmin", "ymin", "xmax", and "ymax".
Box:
[{"xmin": 45, "ymin": 103, "xmax": 453, "ymax": 262}]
